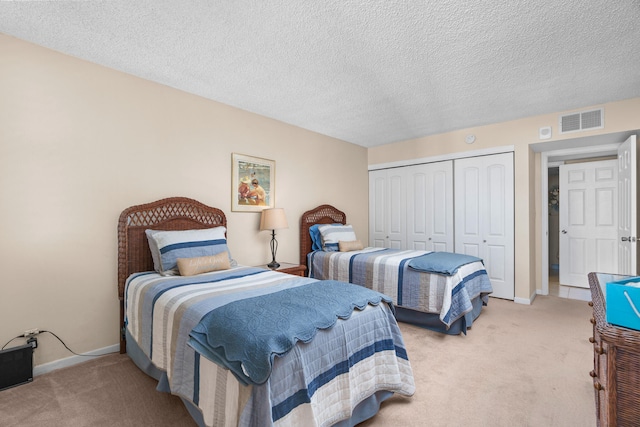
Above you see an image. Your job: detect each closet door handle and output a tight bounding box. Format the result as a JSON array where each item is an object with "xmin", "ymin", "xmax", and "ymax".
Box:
[{"xmin": 561, "ymin": 230, "xmax": 567, "ymax": 234}]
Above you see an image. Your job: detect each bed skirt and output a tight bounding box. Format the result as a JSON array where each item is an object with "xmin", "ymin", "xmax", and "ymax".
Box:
[
  {"xmin": 126, "ymin": 329, "xmax": 395, "ymax": 426},
  {"xmin": 395, "ymin": 295, "xmax": 486, "ymax": 335},
  {"xmin": 126, "ymin": 329, "xmax": 206, "ymax": 426}
]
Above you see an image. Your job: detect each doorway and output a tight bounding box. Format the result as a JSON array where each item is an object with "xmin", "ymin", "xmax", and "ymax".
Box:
[
  {"xmin": 547, "ymin": 158, "xmax": 618, "ymax": 299},
  {"xmin": 537, "ymin": 130, "xmax": 638, "ymax": 299}
]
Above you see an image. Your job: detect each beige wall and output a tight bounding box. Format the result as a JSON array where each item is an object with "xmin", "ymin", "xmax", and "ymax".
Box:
[
  {"xmin": 4, "ymin": 31, "xmax": 640, "ymax": 369},
  {"xmin": 0, "ymin": 34, "xmax": 368, "ymax": 367},
  {"xmin": 369, "ymin": 97, "xmax": 640, "ymax": 302}
]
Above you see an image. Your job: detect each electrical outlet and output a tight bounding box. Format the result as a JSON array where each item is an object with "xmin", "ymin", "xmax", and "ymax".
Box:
[
  {"xmin": 27, "ymin": 337, "xmax": 37, "ymax": 349},
  {"xmin": 24, "ymin": 328, "xmax": 39, "ymax": 337}
]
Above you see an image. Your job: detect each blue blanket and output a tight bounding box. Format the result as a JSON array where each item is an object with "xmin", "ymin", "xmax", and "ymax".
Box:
[
  {"xmin": 189, "ymin": 280, "xmax": 393, "ymax": 385},
  {"xmin": 408, "ymin": 251, "xmax": 483, "ymax": 275}
]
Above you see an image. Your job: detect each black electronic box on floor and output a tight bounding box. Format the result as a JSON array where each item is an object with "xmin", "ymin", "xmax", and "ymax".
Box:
[{"xmin": 0, "ymin": 344, "xmax": 33, "ymax": 390}]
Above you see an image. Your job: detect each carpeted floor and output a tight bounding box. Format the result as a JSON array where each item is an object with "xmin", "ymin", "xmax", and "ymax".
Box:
[
  {"xmin": 0, "ymin": 349, "xmax": 194, "ymax": 427},
  {"xmin": 0, "ymin": 295, "xmax": 596, "ymax": 426},
  {"xmin": 361, "ymin": 295, "xmax": 596, "ymax": 427}
]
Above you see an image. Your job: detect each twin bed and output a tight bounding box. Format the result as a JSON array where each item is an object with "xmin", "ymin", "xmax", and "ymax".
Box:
[
  {"xmin": 299, "ymin": 205, "xmax": 493, "ymax": 335},
  {"xmin": 118, "ymin": 198, "xmax": 492, "ymax": 426},
  {"xmin": 118, "ymin": 197, "xmax": 415, "ymax": 427}
]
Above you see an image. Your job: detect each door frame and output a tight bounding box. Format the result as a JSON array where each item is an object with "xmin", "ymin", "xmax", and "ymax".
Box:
[{"xmin": 540, "ymin": 143, "xmax": 621, "ymax": 295}]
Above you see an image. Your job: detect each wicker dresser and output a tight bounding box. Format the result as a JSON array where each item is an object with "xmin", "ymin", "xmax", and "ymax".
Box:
[{"xmin": 587, "ymin": 272, "xmax": 640, "ymax": 427}]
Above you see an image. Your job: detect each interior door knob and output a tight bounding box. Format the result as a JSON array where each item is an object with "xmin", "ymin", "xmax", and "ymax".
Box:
[
  {"xmin": 622, "ymin": 236, "xmax": 629, "ymax": 242},
  {"xmin": 561, "ymin": 230, "xmax": 567, "ymax": 234}
]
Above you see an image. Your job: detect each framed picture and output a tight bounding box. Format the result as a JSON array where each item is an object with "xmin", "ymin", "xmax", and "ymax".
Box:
[{"xmin": 231, "ymin": 153, "xmax": 275, "ymax": 212}]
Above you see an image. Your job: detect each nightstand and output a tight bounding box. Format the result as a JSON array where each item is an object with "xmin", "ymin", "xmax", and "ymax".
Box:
[{"xmin": 261, "ymin": 262, "xmax": 307, "ymax": 277}]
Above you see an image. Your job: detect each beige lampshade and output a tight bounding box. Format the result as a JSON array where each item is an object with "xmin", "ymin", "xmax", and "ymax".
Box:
[{"xmin": 260, "ymin": 208, "xmax": 288, "ymax": 230}]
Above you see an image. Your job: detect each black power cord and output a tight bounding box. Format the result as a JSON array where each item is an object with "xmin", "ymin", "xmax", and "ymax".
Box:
[
  {"xmin": 1, "ymin": 335, "xmax": 24, "ymax": 350},
  {"xmin": 1, "ymin": 330, "xmax": 119, "ymax": 357}
]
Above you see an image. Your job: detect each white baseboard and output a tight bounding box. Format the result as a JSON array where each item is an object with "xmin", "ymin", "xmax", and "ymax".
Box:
[
  {"xmin": 33, "ymin": 344, "xmax": 120, "ymax": 376},
  {"xmin": 514, "ymin": 291, "xmax": 537, "ymax": 305}
]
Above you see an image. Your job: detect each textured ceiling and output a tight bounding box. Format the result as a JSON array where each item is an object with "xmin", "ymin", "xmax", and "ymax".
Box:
[{"xmin": 2, "ymin": 1, "xmax": 640, "ymax": 147}]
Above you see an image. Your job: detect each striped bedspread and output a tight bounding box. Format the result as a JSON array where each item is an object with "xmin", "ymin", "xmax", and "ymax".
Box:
[
  {"xmin": 308, "ymin": 248, "xmax": 493, "ymax": 327},
  {"xmin": 125, "ymin": 266, "xmax": 415, "ymax": 426}
]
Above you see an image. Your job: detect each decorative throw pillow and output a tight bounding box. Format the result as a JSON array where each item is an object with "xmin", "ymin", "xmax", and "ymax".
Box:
[
  {"xmin": 338, "ymin": 240, "xmax": 364, "ymax": 252},
  {"xmin": 177, "ymin": 252, "xmax": 231, "ymax": 276},
  {"xmin": 145, "ymin": 227, "xmax": 236, "ymax": 275},
  {"xmin": 317, "ymin": 224, "xmax": 357, "ymax": 252}
]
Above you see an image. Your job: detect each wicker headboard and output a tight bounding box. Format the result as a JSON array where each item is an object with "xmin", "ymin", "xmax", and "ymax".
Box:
[
  {"xmin": 117, "ymin": 197, "xmax": 226, "ymax": 352},
  {"xmin": 299, "ymin": 204, "xmax": 346, "ymax": 268}
]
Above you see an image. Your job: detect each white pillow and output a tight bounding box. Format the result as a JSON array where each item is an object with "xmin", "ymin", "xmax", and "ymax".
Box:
[{"xmin": 317, "ymin": 224, "xmax": 357, "ymax": 252}]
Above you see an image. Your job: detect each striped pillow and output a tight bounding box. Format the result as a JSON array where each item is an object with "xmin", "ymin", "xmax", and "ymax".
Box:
[
  {"xmin": 145, "ymin": 227, "xmax": 236, "ymax": 275},
  {"xmin": 309, "ymin": 223, "xmax": 342, "ymax": 251},
  {"xmin": 317, "ymin": 224, "xmax": 357, "ymax": 252}
]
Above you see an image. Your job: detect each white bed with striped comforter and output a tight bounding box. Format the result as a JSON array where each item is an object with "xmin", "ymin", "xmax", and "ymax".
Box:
[
  {"xmin": 125, "ymin": 265, "xmax": 415, "ymax": 427},
  {"xmin": 308, "ymin": 247, "xmax": 493, "ymax": 332}
]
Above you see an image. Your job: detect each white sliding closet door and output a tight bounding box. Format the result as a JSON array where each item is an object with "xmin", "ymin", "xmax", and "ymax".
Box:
[
  {"xmin": 369, "ymin": 168, "xmax": 406, "ymax": 249},
  {"xmin": 406, "ymin": 161, "xmax": 454, "ymax": 252},
  {"xmin": 455, "ymin": 153, "xmax": 514, "ymax": 300}
]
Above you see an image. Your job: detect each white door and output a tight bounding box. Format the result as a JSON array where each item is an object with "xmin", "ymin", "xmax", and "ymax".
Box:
[
  {"xmin": 559, "ymin": 160, "xmax": 618, "ymax": 288},
  {"xmin": 369, "ymin": 168, "xmax": 406, "ymax": 249},
  {"xmin": 617, "ymin": 135, "xmax": 637, "ymax": 275},
  {"xmin": 406, "ymin": 161, "xmax": 454, "ymax": 252},
  {"xmin": 369, "ymin": 169, "xmax": 387, "ymax": 248},
  {"xmin": 454, "ymin": 153, "xmax": 514, "ymax": 300}
]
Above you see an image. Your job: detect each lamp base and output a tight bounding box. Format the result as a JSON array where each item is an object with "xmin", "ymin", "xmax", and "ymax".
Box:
[{"xmin": 267, "ymin": 261, "xmax": 280, "ymax": 270}]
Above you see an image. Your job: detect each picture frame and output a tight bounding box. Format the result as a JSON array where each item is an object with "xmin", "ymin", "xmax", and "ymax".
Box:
[{"xmin": 231, "ymin": 153, "xmax": 275, "ymax": 212}]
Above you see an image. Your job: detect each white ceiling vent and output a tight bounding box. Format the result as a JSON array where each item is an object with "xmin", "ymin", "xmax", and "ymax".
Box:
[{"xmin": 559, "ymin": 108, "xmax": 604, "ymax": 134}]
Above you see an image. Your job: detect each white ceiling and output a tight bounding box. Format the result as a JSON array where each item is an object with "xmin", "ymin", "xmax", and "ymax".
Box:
[{"xmin": 2, "ymin": 1, "xmax": 640, "ymax": 148}]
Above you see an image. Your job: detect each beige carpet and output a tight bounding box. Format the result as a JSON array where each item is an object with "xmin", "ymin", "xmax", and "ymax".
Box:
[
  {"xmin": 0, "ymin": 295, "xmax": 596, "ymax": 427},
  {"xmin": 362, "ymin": 295, "xmax": 596, "ymax": 427}
]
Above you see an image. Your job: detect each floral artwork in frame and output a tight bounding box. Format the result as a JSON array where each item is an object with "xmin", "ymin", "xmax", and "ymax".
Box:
[{"xmin": 232, "ymin": 153, "xmax": 275, "ymax": 212}]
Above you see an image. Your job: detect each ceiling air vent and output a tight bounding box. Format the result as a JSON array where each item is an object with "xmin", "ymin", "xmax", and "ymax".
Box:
[{"xmin": 559, "ymin": 108, "xmax": 604, "ymax": 134}]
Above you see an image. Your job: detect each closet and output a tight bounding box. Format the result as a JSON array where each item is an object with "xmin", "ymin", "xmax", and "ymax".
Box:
[
  {"xmin": 454, "ymin": 153, "xmax": 514, "ymax": 300},
  {"xmin": 369, "ymin": 152, "xmax": 514, "ymax": 300},
  {"xmin": 369, "ymin": 167, "xmax": 406, "ymax": 249},
  {"xmin": 369, "ymin": 161, "xmax": 453, "ymax": 252}
]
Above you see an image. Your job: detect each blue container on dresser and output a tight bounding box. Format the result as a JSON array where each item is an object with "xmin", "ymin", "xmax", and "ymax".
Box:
[{"xmin": 606, "ymin": 276, "xmax": 640, "ymax": 331}]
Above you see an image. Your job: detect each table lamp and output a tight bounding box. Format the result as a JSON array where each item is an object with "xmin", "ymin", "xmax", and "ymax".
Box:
[{"xmin": 260, "ymin": 208, "xmax": 288, "ymax": 269}]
